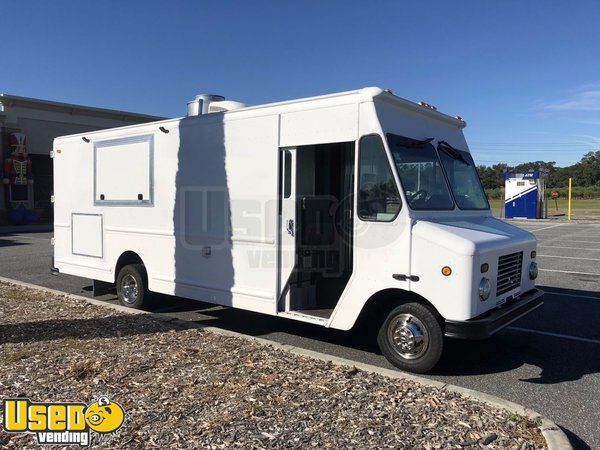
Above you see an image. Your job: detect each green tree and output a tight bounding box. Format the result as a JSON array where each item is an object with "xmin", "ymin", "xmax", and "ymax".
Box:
[
  {"xmin": 577, "ymin": 151, "xmax": 600, "ymax": 186},
  {"xmin": 475, "ymin": 150, "xmax": 600, "ymax": 192}
]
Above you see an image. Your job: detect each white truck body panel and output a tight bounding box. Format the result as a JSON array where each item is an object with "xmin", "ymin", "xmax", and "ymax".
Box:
[{"xmin": 53, "ymin": 87, "xmax": 538, "ymax": 331}]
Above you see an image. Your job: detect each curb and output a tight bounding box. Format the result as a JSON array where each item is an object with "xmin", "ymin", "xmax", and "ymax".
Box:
[{"xmin": 0, "ymin": 276, "xmax": 572, "ymax": 450}]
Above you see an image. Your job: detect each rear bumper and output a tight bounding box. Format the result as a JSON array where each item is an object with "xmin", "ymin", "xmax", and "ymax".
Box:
[{"xmin": 444, "ymin": 289, "xmax": 544, "ymax": 340}]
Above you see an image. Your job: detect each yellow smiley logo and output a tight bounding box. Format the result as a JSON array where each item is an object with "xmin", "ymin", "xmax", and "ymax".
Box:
[{"xmin": 84, "ymin": 397, "xmax": 125, "ymax": 433}]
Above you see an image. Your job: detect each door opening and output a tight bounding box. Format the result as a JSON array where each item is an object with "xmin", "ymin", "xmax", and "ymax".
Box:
[{"xmin": 278, "ymin": 141, "xmax": 354, "ymax": 319}]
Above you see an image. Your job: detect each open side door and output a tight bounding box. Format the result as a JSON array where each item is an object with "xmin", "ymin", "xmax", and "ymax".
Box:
[{"xmin": 277, "ymin": 148, "xmax": 296, "ymax": 311}]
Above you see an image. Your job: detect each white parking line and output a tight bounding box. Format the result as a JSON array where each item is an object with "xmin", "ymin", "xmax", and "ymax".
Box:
[
  {"xmin": 535, "ymin": 229, "xmax": 600, "ymax": 234},
  {"xmin": 530, "ymin": 224, "xmax": 566, "ymax": 231},
  {"xmin": 538, "ymin": 245, "xmax": 600, "ymax": 251},
  {"xmin": 539, "ymin": 268, "xmax": 600, "ymax": 276},
  {"xmin": 507, "ymin": 326, "xmax": 600, "ymax": 345},
  {"xmin": 1, "ymin": 234, "xmax": 51, "ymax": 241},
  {"xmin": 538, "ymin": 254, "xmax": 600, "ymax": 261},
  {"xmin": 544, "ymin": 291, "xmax": 600, "ymax": 300},
  {"xmin": 543, "ymin": 239, "xmax": 600, "ymax": 244}
]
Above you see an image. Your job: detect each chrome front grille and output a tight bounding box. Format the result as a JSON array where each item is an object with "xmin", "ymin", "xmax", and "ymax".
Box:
[{"xmin": 496, "ymin": 251, "xmax": 523, "ymax": 296}]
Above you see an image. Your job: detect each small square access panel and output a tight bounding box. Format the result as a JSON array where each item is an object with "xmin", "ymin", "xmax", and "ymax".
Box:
[{"xmin": 72, "ymin": 213, "xmax": 103, "ymax": 258}]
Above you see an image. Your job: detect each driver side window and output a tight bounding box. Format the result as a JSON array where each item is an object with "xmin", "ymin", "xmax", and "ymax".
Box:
[{"xmin": 358, "ymin": 135, "xmax": 401, "ymax": 222}]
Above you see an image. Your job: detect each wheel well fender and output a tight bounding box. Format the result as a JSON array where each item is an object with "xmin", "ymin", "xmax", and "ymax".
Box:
[
  {"xmin": 114, "ymin": 251, "xmax": 145, "ymax": 282},
  {"xmin": 353, "ymin": 288, "xmax": 442, "ymax": 330}
]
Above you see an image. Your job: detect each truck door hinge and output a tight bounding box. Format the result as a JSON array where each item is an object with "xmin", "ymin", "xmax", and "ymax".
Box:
[{"xmin": 393, "ymin": 274, "xmax": 420, "ymax": 282}]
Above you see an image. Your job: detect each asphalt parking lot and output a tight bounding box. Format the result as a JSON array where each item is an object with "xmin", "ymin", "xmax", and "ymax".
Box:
[{"xmin": 1, "ymin": 221, "xmax": 599, "ymax": 449}]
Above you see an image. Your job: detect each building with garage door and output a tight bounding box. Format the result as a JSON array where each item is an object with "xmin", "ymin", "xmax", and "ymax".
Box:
[{"xmin": 0, "ymin": 94, "xmax": 164, "ymax": 223}]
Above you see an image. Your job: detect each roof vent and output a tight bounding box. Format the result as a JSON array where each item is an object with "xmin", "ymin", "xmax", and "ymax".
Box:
[
  {"xmin": 187, "ymin": 94, "xmax": 225, "ymax": 116},
  {"xmin": 208, "ymin": 100, "xmax": 247, "ymax": 113}
]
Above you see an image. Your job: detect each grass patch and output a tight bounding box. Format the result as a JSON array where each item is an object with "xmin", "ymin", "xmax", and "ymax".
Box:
[
  {"xmin": 62, "ymin": 337, "xmax": 90, "ymax": 349},
  {"xmin": 1, "ymin": 285, "xmax": 46, "ymax": 302},
  {"xmin": 3, "ymin": 348, "xmax": 36, "ymax": 363},
  {"xmin": 508, "ymin": 412, "xmax": 543, "ymax": 428},
  {"xmin": 489, "ymin": 198, "xmax": 600, "ymax": 216}
]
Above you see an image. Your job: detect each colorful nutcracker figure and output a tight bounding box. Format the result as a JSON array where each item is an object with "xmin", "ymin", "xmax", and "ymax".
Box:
[{"xmin": 2, "ymin": 132, "xmax": 37, "ymax": 224}]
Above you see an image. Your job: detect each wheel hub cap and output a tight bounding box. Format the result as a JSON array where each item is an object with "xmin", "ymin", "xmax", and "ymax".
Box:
[
  {"xmin": 388, "ymin": 313, "xmax": 429, "ymax": 360},
  {"xmin": 121, "ymin": 274, "xmax": 138, "ymax": 304}
]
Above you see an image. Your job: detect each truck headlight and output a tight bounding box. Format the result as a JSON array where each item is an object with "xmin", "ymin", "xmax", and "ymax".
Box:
[
  {"xmin": 478, "ymin": 277, "xmax": 491, "ymax": 301},
  {"xmin": 529, "ymin": 261, "xmax": 538, "ymax": 280}
]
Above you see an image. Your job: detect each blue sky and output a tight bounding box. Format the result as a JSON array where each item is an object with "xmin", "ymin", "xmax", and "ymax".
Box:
[{"xmin": 2, "ymin": 0, "xmax": 600, "ymax": 167}]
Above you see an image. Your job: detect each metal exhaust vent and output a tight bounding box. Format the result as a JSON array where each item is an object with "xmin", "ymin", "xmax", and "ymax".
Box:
[{"xmin": 187, "ymin": 94, "xmax": 225, "ymax": 116}]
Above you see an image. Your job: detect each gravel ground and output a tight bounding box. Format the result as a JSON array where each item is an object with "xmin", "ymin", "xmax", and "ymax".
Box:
[{"xmin": 0, "ymin": 282, "xmax": 545, "ymax": 449}]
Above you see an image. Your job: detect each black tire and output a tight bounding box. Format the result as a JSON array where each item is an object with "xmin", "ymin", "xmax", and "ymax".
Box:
[
  {"xmin": 116, "ymin": 264, "xmax": 148, "ymax": 309},
  {"xmin": 377, "ymin": 302, "xmax": 443, "ymax": 374}
]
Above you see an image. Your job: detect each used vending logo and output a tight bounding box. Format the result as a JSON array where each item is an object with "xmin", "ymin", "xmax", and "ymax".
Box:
[{"xmin": 3, "ymin": 396, "xmax": 125, "ymax": 446}]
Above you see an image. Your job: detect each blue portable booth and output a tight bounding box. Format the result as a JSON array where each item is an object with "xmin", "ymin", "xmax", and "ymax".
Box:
[{"xmin": 503, "ymin": 171, "xmax": 548, "ymax": 219}]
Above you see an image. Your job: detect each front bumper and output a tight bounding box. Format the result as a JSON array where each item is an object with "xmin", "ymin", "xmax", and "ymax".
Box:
[{"xmin": 444, "ymin": 289, "xmax": 544, "ymax": 340}]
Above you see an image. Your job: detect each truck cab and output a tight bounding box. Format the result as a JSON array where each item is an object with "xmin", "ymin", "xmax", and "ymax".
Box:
[{"xmin": 305, "ymin": 89, "xmax": 544, "ymax": 372}]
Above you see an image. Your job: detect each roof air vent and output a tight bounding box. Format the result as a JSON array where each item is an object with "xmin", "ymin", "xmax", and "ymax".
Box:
[{"xmin": 187, "ymin": 94, "xmax": 225, "ymax": 116}]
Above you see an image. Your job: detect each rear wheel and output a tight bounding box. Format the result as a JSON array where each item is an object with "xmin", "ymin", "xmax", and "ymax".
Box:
[
  {"xmin": 116, "ymin": 264, "xmax": 148, "ymax": 309},
  {"xmin": 377, "ymin": 302, "xmax": 443, "ymax": 374}
]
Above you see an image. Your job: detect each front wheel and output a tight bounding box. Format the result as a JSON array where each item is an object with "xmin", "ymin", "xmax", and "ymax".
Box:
[
  {"xmin": 116, "ymin": 264, "xmax": 148, "ymax": 309},
  {"xmin": 377, "ymin": 302, "xmax": 443, "ymax": 374}
]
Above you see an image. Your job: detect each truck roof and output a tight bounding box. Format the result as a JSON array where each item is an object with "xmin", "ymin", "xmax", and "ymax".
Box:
[{"xmin": 54, "ymin": 87, "xmax": 466, "ymax": 142}]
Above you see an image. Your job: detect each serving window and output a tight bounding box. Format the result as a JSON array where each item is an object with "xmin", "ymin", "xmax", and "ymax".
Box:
[{"xmin": 94, "ymin": 135, "xmax": 153, "ymax": 205}]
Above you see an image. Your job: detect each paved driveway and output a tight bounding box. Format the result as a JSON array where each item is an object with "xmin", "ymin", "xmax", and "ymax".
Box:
[{"xmin": 1, "ymin": 221, "xmax": 599, "ymax": 449}]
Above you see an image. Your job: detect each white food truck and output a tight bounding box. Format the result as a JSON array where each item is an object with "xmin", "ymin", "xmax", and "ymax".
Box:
[{"xmin": 52, "ymin": 87, "xmax": 543, "ymax": 373}]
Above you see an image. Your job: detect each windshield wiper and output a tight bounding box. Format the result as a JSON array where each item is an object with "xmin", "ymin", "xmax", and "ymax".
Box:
[
  {"xmin": 387, "ymin": 134, "xmax": 436, "ymax": 149},
  {"xmin": 437, "ymin": 140, "xmax": 471, "ymax": 166},
  {"xmin": 402, "ymin": 137, "xmax": 434, "ymax": 148}
]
